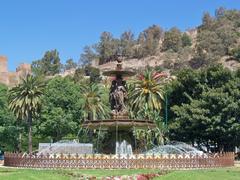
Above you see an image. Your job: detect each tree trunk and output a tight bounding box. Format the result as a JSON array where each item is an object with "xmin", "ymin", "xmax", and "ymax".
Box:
[
  {"xmin": 28, "ymin": 112, "xmax": 33, "ymax": 154},
  {"xmin": 17, "ymin": 121, "xmax": 22, "ymax": 152},
  {"xmin": 18, "ymin": 133, "xmax": 22, "ymax": 152}
]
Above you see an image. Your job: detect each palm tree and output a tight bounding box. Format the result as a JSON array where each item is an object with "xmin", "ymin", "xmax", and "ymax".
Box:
[
  {"xmin": 8, "ymin": 74, "xmax": 45, "ymax": 153},
  {"xmin": 129, "ymin": 68, "xmax": 167, "ymax": 116},
  {"xmin": 80, "ymin": 83, "xmax": 110, "ymax": 121}
]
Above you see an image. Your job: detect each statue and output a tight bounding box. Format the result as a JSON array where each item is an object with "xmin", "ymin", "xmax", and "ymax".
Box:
[{"xmin": 110, "ymin": 74, "xmax": 128, "ymax": 115}]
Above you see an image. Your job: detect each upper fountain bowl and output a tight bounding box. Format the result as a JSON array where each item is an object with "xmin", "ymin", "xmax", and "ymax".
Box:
[
  {"xmin": 102, "ymin": 69, "xmax": 136, "ymax": 77},
  {"xmin": 102, "ymin": 57, "xmax": 136, "ymax": 77}
]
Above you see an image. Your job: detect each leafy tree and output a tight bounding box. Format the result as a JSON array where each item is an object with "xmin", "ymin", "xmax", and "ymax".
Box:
[
  {"xmin": 162, "ymin": 27, "xmax": 182, "ymax": 52},
  {"xmin": 195, "ymin": 30, "xmax": 224, "ymax": 64},
  {"xmin": 171, "ymin": 83, "xmax": 240, "ymax": 152},
  {"xmin": 73, "ymin": 67, "xmax": 86, "ymax": 83},
  {"xmin": 0, "ymin": 84, "xmax": 18, "ymax": 151},
  {"xmin": 8, "ymin": 75, "xmax": 45, "ymax": 153},
  {"xmin": 195, "ymin": 9, "xmax": 240, "ymax": 64},
  {"xmin": 73, "ymin": 66, "xmax": 101, "ymax": 84},
  {"xmin": 37, "ymin": 77, "xmax": 82, "ymax": 142},
  {"xmin": 144, "ymin": 25, "xmax": 163, "ymax": 55},
  {"xmin": 119, "ymin": 30, "xmax": 135, "ymax": 58},
  {"xmin": 32, "ymin": 49, "xmax": 61, "ymax": 76},
  {"xmin": 80, "ymin": 45, "xmax": 98, "ymax": 66},
  {"xmin": 97, "ymin": 32, "xmax": 119, "ymax": 64},
  {"xmin": 168, "ymin": 65, "xmax": 240, "ymax": 152},
  {"xmin": 64, "ymin": 58, "xmax": 77, "ymax": 70},
  {"xmin": 201, "ymin": 12, "xmax": 214, "ymax": 30},
  {"xmin": 230, "ymin": 47, "xmax": 240, "ymax": 61},
  {"xmin": 136, "ymin": 25, "xmax": 163, "ymax": 57},
  {"xmin": 181, "ymin": 33, "xmax": 192, "ymax": 47},
  {"xmin": 38, "ymin": 107, "xmax": 77, "ymax": 142},
  {"xmin": 79, "ymin": 83, "xmax": 110, "ymax": 121},
  {"xmin": 134, "ymin": 32, "xmax": 146, "ymax": 58},
  {"xmin": 85, "ymin": 66, "xmax": 101, "ymax": 83}
]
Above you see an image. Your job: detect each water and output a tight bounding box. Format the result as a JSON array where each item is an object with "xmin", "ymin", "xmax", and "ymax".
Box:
[
  {"xmin": 115, "ymin": 140, "xmax": 133, "ymax": 155},
  {"xmin": 145, "ymin": 141, "xmax": 204, "ymax": 155},
  {"xmin": 38, "ymin": 140, "xmax": 93, "ymax": 155}
]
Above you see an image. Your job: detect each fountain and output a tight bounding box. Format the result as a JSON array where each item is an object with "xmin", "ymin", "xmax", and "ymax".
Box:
[
  {"xmin": 82, "ymin": 57, "xmax": 156, "ymax": 154},
  {"xmin": 38, "ymin": 140, "xmax": 93, "ymax": 155},
  {"xmin": 145, "ymin": 141, "xmax": 204, "ymax": 155},
  {"xmin": 116, "ymin": 140, "xmax": 133, "ymax": 155},
  {"xmin": 4, "ymin": 57, "xmax": 234, "ymax": 169}
]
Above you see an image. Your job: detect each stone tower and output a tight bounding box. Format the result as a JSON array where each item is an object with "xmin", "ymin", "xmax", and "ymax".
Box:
[
  {"xmin": 0, "ymin": 56, "xmax": 9, "ymax": 85},
  {"xmin": 0, "ymin": 56, "xmax": 32, "ymax": 86}
]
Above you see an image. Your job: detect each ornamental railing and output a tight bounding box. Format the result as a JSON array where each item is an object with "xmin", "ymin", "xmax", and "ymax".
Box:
[{"xmin": 4, "ymin": 152, "xmax": 234, "ymax": 169}]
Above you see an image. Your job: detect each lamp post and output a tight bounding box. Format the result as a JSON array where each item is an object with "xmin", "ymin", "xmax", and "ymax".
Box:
[{"xmin": 165, "ymin": 92, "xmax": 168, "ymax": 127}]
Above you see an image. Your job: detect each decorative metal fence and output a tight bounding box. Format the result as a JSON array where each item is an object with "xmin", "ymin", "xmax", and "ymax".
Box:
[{"xmin": 4, "ymin": 152, "xmax": 234, "ymax": 169}]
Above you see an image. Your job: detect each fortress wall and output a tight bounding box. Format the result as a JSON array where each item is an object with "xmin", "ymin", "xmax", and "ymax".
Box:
[
  {"xmin": 0, "ymin": 56, "xmax": 8, "ymax": 72},
  {"xmin": 8, "ymin": 72, "xmax": 18, "ymax": 87},
  {"xmin": 0, "ymin": 56, "xmax": 32, "ymax": 86},
  {"xmin": 0, "ymin": 56, "xmax": 9, "ymax": 85},
  {"xmin": 16, "ymin": 63, "xmax": 31, "ymax": 79}
]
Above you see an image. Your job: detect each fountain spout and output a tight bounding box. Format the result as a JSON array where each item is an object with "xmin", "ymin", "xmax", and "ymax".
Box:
[{"xmin": 116, "ymin": 140, "xmax": 133, "ymax": 155}]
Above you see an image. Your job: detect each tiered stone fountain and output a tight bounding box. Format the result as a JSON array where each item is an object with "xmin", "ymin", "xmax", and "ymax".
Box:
[{"xmin": 82, "ymin": 57, "xmax": 155, "ymax": 154}]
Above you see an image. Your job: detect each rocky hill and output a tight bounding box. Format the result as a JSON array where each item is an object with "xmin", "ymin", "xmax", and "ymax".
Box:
[{"xmin": 85, "ymin": 8, "xmax": 240, "ymax": 72}]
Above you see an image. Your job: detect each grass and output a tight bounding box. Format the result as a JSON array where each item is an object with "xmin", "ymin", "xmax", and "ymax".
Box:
[
  {"xmin": 0, "ymin": 167, "xmax": 240, "ymax": 179},
  {"xmin": 156, "ymin": 168, "xmax": 240, "ymax": 180},
  {"xmin": 0, "ymin": 168, "xmax": 161, "ymax": 179}
]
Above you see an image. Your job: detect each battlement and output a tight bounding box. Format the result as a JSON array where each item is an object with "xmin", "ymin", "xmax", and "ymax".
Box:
[
  {"xmin": 0, "ymin": 56, "xmax": 31, "ymax": 86},
  {"xmin": 0, "ymin": 56, "xmax": 8, "ymax": 72}
]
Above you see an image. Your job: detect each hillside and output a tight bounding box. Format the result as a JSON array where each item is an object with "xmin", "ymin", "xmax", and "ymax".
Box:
[{"xmin": 85, "ymin": 8, "xmax": 240, "ymax": 72}]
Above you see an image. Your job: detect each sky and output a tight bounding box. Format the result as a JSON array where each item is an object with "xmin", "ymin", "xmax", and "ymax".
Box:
[{"xmin": 0, "ymin": 0, "xmax": 240, "ymax": 71}]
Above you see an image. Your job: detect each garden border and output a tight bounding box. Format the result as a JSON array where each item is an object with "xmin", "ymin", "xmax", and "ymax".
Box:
[{"xmin": 4, "ymin": 152, "xmax": 234, "ymax": 169}]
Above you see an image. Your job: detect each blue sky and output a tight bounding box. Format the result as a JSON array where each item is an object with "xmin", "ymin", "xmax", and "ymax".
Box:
[{"xmin": 0, "ymin": 0, "xmax": 240, "ymax": 71}]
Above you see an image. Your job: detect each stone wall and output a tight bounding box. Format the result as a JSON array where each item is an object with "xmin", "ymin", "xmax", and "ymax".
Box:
[
  {"xmin": 0, "ymin": 56, "xmax": 31, "ymax": 86},
  {"xmin": 0, "ymin": 56, "xmax": 9, "ymax": 85}
]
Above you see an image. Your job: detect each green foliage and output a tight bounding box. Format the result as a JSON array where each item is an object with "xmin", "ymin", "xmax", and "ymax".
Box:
[
  {"xmin": 8, "ymin": 75, "xmax": 45, "ymax": 120},
  {"xmin": 201, "ymin": 12, "xmax": 214, "ymax": 30},
  {"xmin": 97, "ymin": 32, "xmax": 119, "ymax": 64},
  {"xmin": 73, "ymin": 66, "xmax": 101, "ymax": 83},
  {"xmin": 85, "ymin": 66, "xmax": 101, "ymax": 83},
  {"xmin": 38, "ymin": 107, "xmax": 77, "ymax": 142},
  {"xmin": 0, "ymin": 84, "xmax": 18, "ymax": 151},
  {"xmin": 135, "ymin": 25, "xmax": 163, "ymax": 58},
  {"xmin": 79, "ymin": 83, "xmax": 110, "ymax": 121},
  {"xmin": 64, "ymin": 58, "xmax": 77, "ymax": 70},
  {"xmin": 8, "ymin": 75, "xmax": 45, "ymax": 153},
  {"xmin": 119, "ymin": 31, "xmax": 135, "ymax": 58},
  {"xmin": 181, "ymin": 33, "xmax": 192, "ymax": 47},
  {"xmin": 169, "ymin": 65, "xmax": 240, "ymax": 151},
  {"xmin": 73, "ymin": 67, "xmax": 85, "ymax": 83},
  {"xmin": 142, "ymin": 25, "xmax": 163, "ymax": 56},
  {"xmin": 36, "ymin": 77, "xmax": 81, "ymax": 142},
  {"xmin": 80, "ymin": 45, "xmax": 98, "ymax": 66},
  {"xmin": 162, "ymin": 27, "xmax": 182, "ymax": 52},
  {"xmin": 32, "ymin": 49, "xmax": 62, "ymax": 76},
  {"xmin": 77, "ymin": 8, "xmax": 240, "ymax": 70},
  {"xmin": 133, "ymin": 110, "xmax": 168, "ymax": 150},
  {"xmin": 195, "ymin": 9, "xmax": 240, "ymax": 64},
  {"xmin": 129, "ymin": 68, "xmax": 165, "ymax": 116},
  {"xmin": 230, "ymin": 47, "xmax": 240, "ymax": 61}
]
